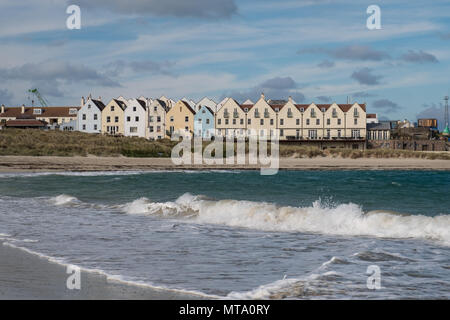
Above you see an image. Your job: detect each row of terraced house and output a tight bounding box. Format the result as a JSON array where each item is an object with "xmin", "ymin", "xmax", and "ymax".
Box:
[{"xmin": 0, "ymin": 93, "xmax": 369, "ymax": 148}]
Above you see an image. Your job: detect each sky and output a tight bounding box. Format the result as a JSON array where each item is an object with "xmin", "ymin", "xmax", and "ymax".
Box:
[{"xmin": 0, "ymin": 0, "xmax": 449, "ymax": 128}]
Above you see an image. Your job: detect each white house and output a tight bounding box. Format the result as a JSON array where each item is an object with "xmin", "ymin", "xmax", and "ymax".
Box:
[
  {"xmin": 77, "ymin": 95, "xmax": 106, "ymax": 133},
  {"xmin": 124, "ymin": 98, "xmax": 147, "ymax": 137}
]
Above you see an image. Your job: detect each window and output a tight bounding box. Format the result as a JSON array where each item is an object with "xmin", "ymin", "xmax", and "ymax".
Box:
[
  {"xmin": 132, "ymin": 107, "xmax": 136, "ymax": 112},
  {"xmin": 327, "ymin": 119, "xmax": 330, "ymax": 125},
  {"xmin": 240, "ymin": 119, "xmax": 244, "ymax": 125},
  {"xmin": 275, "ymin": 108, "xmax": 279, "ymax": 112},
  {"xmin": 185, "ymin": 126, "xmax": 189, "ymax": 132},
  {"xmin": 150, "ymin": 126, "xmax": 154, "ymax": 132},
  {"xmin": 225, "ymin": 119, "xmax": 229, "ymax": 125},
  {"xmin": 115, "ymin": 116, "xmax": 119, "ymax": 123},
  {"xmin": 280, "ymin": 129, "xmax": 284, "ymax": 136},
  {"xmin": 270, "ymin": 119, "xmax": 274, "ymax": 125},
  {"xmin": 130, "ymin": 127, "xmax": 137, "ymax": 133},
  {"xmin": 352, "ymin": 129, "xmax": 360, "ymax": 138},
  {"xmin": 337, "ymin": 129, "xmax": 341, "ymax": 138},
  {"xmin": 321, "ymin": 108, "xmax": 326, "ymax": 112},
  {"xmin": 94, "ymin": 124, "xmax": 97, "ymax": 130},
  {"xmin": 326, "ymin": 129, "xmax": 330, "ymax": 138},
  {"xmin": 107, "ymin": 116, "xmax": 111, "ymax": 123},
  {"xmin": 94, "ymin": 114, "xmax": 98, "ymax": 120},
  {"xmin": 300, "ymin": 107, "xmax": 305, "ymax": 112},
  {"xmin": 157, "ymin": 126, "xmax": 161, "ymax": 132},
  {"xmin": 248, "ymin": 118, "xmax": 251, "ymax": 125},
  {"xmin": 218, "ymin": 119, "xmax": 222, "ymax": 125},
  {"xmin": 354, "ymin": 118, "xmax": 357, "ymax": 125},
  {"xmin": 185, "ymin": 116, "xmax": 189, "ymax": 122},
  {"xmin": 82, "ymin": 124, "xmax": 86, "ymax": 130},
  {"xmin": 135, "ymin": 116, "xmax": 139, "ymax": 122},
  {"xmin": 316, "ymin": 119, "xmax": 320, "ymax": 125},
  {"xmin": 154, "ymin": 106, "xmax": 157, "ymax": 112},
  {"xmin": 260, "ymin": 119, "xmax": 264, "ymax": 125},
  {"xmin": 82, "ymin": 114, "xmax": 86, "ymax": 120},
  {"xmin": 69, "ymin": 108, "xmax": 77, "ymax": 115},
  {"xmin": 111, "ymin": 106, "xmax": 115, "ymax": 111},
  {"xmin": 206, "ymin": 119, "xmax": 210, "ymax": 124},
  {"xmin": 127, "ymin": 116, "xmax": 131, "ymax": 122},
  {"xmin": 296, "ymin": 119, "xmax": 300, "ymax": 125},
  {"xmin": 232, "ymin": 119, "xmax": 236, "ymax": 125},
  {"xmin": 308, "ymin": 129, "xmax": 317, "ymax": 139},
  {"xmin": 149, "ymin": 116, "xmax": 153, "ymax": 122},
  {"xmin": 337, "ymin": 119, "xmax": 341, "ymax": 125},
  {"xmin": 306, "ymin": 119, "xmax": 310, "ymax": 125},
  {"xmin": 244, "ymin": 108, "xmax": 249, "ymax": 112},
  {"xmin": 170, "ymin": 116, "xmax": 174, "ymax": 122}
]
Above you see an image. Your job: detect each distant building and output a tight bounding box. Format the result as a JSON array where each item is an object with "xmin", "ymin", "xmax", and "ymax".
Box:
[
  {"xmin": 101, "ymin": 99, "xmax": 127, "ymax": 135},
  {"xmin": 166, "ymin": 100, "xmax": 196, "ymax": 137},
  {"xmin": 417, "ymin": 118, "xmax": 438, "ymax": 129},
  {"xmin": 367, "ymin": 122, "xmax": 391, "ymax": 140},
  {"xmin": 0, "ymin": 105, "xmax": 79, "ymax": 127},
  {"xmin": 148, "ymin": 98, "xmax": 170, "ymax": 140},
  {"xmin": 366, "ymin": 113, "xmax": 378, "ymax": 124},
  {"xmin": 195, "ymin": 97, "xmax": 216, "ymax": 113}
]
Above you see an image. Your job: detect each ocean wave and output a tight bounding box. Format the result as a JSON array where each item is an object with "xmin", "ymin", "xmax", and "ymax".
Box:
[
  {"xmin": 49, "ymin": 194, "xmax": 79, "ymax": 206},
  {"xmin": 118, "ymin": 193, "xmax": 450, "ymax": 246}
]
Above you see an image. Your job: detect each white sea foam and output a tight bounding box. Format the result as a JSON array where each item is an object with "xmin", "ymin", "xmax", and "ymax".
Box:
[
  {"xmin": 49, "ymin": 194, "xmax": 79, "ymax": 206},
  {"xmin": 120, "ymin": 193, "xmax": 450, "ymax": 246}
]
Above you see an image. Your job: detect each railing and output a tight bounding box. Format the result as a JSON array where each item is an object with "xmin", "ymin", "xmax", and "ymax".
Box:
[
  {"xmin": 233, "ymin": 111, "xmax": 239, "ymax": 118},
  {"xmin": 254, "ymin": 112, "xmax": 260, "ymax": 118},
  {"xmin": 264, "ymin": 112, "xmax": 270, "ymax": 118},
  {"xmin": 287, "ymin": 111, "xmax": 293, "ymax": 118},
  {"xmin": 224, "ymin": 112, "xmax": 230, "ymax": 118}
]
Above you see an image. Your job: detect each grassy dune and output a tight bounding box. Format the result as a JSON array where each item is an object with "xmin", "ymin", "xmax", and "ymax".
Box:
[{"xmin": 0, "ymin": 128, "xmax": 449, "ymax": 160}]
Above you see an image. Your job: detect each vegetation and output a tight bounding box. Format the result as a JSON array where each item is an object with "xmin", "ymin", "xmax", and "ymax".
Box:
[{"xmin": 0, "ymin": 129, "xmax": 449, "ymax": 160}]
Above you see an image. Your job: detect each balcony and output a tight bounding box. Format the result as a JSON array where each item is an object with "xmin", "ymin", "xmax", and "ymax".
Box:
[
  {"xmin": 287, "ymin": 111, "xmax": 293, "ymax": 118},
  {"xmin": 254, "ymin": 112, "xmax": 260, "ymax": 118},
  {"xmin": 264, "ymin": 112, "xmax": 270, "ymax": 118},
  {"xmin": 233, "ymin": 111, "xmax": 239, "ymax": 118},
  {"xmin": 224, "ymin": 112, "xmax": 230, "ymax": 118},
  {"xmin": 332, "ymin": 112, "xmax": 337, "ymax": 118}
]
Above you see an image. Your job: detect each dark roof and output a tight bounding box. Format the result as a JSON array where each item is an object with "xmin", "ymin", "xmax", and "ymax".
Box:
[
  {"xmin": 0, "ymin": 106, "xmax": 80, "ymax": 118},
  {"xmin": 367, "ymin": 113, "xmax": 377, "ymax": 118},
  {"xmin": 367, "ymin": 122, "xmax": 391, "ymax": 130},
  {"xmin": 113, "ymin": 99, "xmax": 127, "ymax": 110},
  {"xmin": 90, "ymin": 99, "xmax": 106, "ymax": 111},
  {"xmin": 5, "ymin": 119, "xmax": 47, "ymax": 127},
  {"xmin": 179, "ymin": 100, "xmax": 196, "ymax": 114},
  {"xmin": 136, "ymin": 99, "xmax": 147, "ymax": 109}
]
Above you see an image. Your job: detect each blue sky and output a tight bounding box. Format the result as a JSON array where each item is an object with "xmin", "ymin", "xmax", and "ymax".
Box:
[{"xmin": 0, "ymin": 0, "xmax": 449, "ymax": 128}]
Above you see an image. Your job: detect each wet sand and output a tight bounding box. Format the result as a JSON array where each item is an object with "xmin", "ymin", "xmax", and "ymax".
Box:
[
  {"xmin": 0, "ymin": 242, "xmax": 204, "ymax": 300},
  {"xmin": 0, "ymin": 155, "xmax": 449, "ymax": 172}
]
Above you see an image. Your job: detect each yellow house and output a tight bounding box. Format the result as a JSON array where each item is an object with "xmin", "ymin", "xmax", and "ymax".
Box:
[
  {"xmin": 101, "ymin": 99, "xmax": 127, "ymax": 135},
  {"xmin": 166, "ymin": 100, "xmax": 196, "ymax": 137}
]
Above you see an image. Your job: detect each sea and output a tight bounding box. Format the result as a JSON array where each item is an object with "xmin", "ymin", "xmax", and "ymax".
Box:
[{"xmin": 0, "ymin": 170, "xmax": 449, "ymax": 299}]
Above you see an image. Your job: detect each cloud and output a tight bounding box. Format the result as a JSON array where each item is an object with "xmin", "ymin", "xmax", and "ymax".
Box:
[
  {"xmin": 0, "ymin": 89, "xmax": 14, "ymax": 105},
  {"xmin": 299, "ymin": 45, "xmax": 390, "ymax": 61},
  {"xmin": 416, "ymin": 103, "xmax": 446, "ymax": 130},
  {"xmin": 352, "ymin": 91, "xmax": 377, "ymax": 98},
  {"xmin": 351, "ymin": 68, "xmax": 383, "ymax": 85},
  {"xmin": 73, "ymin": 0, "xmax": 237, "ymax": 19},
  {"xmin": 317, "ymin": 60, "xmax": 334, "ymax": 68},
  {"xmin": 0, "ymin": 61, "xmax": 120, "ymax": 88},
  {"xmin": 315, "ymin": 95, "xmax": 332, "ymax": 102},
  {"xmin": 371, "ymin": 99, "xmax": 401, "ymax": 113},
  {"xmin": 400, "ymin": 50, "xmax": 438, "ymax": 64},
  {"xmin": 104, "ymin": 60, "xmax": 176, "ymax": 77},
  {"xmin": 438, "ymin": 32, "xmax": 450, "ymax": 40},
  {"xmin": 223, "ymin": 76, "xmax": 305, "ymax": 103}
]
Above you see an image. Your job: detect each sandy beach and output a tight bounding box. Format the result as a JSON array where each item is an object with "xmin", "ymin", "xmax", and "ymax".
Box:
[
  {"xmin": 0, "ymin": 155, "xmax": 449, "ymax": 172},
  {"xmin": 0, "ymin": 242, "xmax": 204, "ymax": 300}
]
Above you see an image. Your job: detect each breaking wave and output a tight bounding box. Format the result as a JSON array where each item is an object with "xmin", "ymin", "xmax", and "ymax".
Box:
[{"xmin": 117, "ymin": 193, "xmax": 450, "ymax": 245}]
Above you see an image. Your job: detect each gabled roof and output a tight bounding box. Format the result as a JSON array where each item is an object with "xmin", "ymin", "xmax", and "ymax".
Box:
[
  {"xmin": 367, "ymin": 113, "xmax": 377, "ymax": 118},
  {"xmin": 179, "ymin": 100, "xmax": 196, "ymax": 114},
  {"xmin": 113, "ymin": 99, "xmax": 127, "ymax": 110},
  {"xmin": 89, "ymin": 99, "xmax": 106, "ymax": 111},
  {"xmin": 197, "ymin": 105, "xmax": 214, "ymax": 115},
  {"xmin": 136, "ymin": 99, "xmax": 147, "ymax": 109}
]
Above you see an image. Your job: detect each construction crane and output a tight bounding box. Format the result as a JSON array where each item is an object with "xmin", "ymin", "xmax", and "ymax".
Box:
[{"xmin": 27, "ymin": 88, "xmax": 49, "ymax": 108}]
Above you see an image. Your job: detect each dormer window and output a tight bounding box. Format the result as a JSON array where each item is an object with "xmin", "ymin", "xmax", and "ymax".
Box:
[
  {"xmin": 321, "ymin": 108, "xmax": 326, "ymax": 112},
  {"xmin": 33, "ymin": 108, "xmax": 42, "ymax": 115},
  {"xmin": 275, "ymin": 108, "xmax": 279, "ymax": 112},
  {"xmin": 69, "ymin": 108, "xmax": 77, "ymax": 115},
  {"xmin": 300, "ymin": 107, "xmax": 304, "ymax": 112},
  {"xmin": 244, "ymin": 108, "xmax": 249, "ymax": 112}
]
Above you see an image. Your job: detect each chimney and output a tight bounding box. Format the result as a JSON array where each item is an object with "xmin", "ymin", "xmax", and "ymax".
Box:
[
  {"xmin": 21, "ymin": 104, "xmax": 25, "ymax": 114},
  {"xmin": 1, "ymin": 104, "xmax": 5, "ymax": 114},
  {"xmin": 81, "ymin": 96, "xmax": 85, "ymax": 106},
  {"xmin": 261, "ymin": 92, "xmax": 265, "ymax": 100}
]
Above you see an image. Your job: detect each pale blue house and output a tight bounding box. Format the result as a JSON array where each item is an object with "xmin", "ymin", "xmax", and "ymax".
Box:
[{"xmin": 194, "ymin": 105, "xmax": 215, "ymax": 139}]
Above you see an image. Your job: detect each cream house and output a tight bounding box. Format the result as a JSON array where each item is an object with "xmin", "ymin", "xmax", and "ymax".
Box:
[
  {"xmin": 246, "ymin": 93, "xmax": 278, "ymax": 138},
  {"xmin": 101, "ymin": 99, "xmax": 127, "ymax": 135},
  {"xmin": 148, "ymin": 98, "xmax": 169, "ymax": 140},
  {"xmin": 276, "ymin": 97, "xmax": 302, "ymax": 139},
  {"xmin": 215, "ymin": 98, "xmax": 247, "ymax": 137},
  {"xmin": 165, "ymin": 100, "xmax": 196, "ymax": 137}
]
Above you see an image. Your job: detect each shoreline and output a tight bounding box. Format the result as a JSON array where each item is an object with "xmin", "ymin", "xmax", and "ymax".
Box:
[
  {"xmin": 0, "ymin": 241, "xmax": 206, "ymax": 300},
  {"xmin": 0, "ymin": 155, "xmax": 449, "ymax": 172}
]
